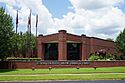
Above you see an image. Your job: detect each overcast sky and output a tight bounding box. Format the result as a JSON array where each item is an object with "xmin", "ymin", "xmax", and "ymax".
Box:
[{"xmin": 0, "ymin": 0, "xmax": 125, "ymax": 40}]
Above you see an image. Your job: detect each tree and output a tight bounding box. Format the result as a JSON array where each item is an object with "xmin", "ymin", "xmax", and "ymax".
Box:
[
  {"xmin": 0, "ymin": 8, "xmax": 14, "ymax": 60},
  {"xmin": 106, "ymin": 38, "xmax": 114, "ymax": 42},
  {"xmin": 11, "ymin": 32, "xmax": 20, "ymax": 57},
  {"xmin": 116, "ymin": 28, "xmax": 125, "ymax": 56},
  {"xmin": 17, "ymin": 32, "xmax": 36, "ymax": 58}
]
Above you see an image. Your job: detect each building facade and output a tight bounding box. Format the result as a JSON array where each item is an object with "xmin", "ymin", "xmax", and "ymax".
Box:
[{"xmin": 37, "ymin": 30, "xmax": 117, "ymax": 61}]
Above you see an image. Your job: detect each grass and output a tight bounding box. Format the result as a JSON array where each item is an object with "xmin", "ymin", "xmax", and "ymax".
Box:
[
  {"xmin": 0, "ymin": 74, "xmax": 125, "ymax": 81},
  {"xmin": 0, "ymin": 67, "xmax": 125, "ymax": 75},
  {"xmin": 0, "ymin": 67, "xmax": 125, "ymax": 81}
]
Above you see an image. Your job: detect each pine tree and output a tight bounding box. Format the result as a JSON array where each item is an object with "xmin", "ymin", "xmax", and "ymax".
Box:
[
  {"xmin": 116, "ymin": 28, "xmax": 125, "ymax": 58},
  {"xmin": 0, "ymin": 8, "xmax": 14, "ymax": 60}
]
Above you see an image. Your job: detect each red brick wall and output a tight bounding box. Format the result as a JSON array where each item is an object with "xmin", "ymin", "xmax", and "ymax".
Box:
[
  {"xmin": 66, "ymin": 33, "xmax": 82, "ymax": 42},
  {"xmin": 90, "ymin": 37, "xmax": 117, "ymax": 55},
  {"xmin": 37, "ymin": 30, "xmax": 117, "ymax": 60},
  {"xmin": 38, "ymin": 33, "xmax": 59, "ymax": 43},
  {"xmin": 1, "ymin": 61, "xmax": 125, "ymax": 69}
]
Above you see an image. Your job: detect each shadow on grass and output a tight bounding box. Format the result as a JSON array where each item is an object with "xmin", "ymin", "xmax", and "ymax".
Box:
[
  {"xmin": 0, "ymin": 61, "xmax": 18, "ymax": 73},
  {"xmin": 0, "ymin": 69, "xmax": 18, "ymax": 73}
]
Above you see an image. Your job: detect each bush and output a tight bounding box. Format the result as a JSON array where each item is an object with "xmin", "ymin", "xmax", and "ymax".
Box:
[
  {"xmin": 89, "ymin": 53, "xmax": 116, "ymax": 61},
  {"xmin": 106, "ymin": 54, "xmax": 115, "ymax": 60},
  {"xmin": 89, "ymin": 54, "xmax": 100, "ymax": 61},
  {"xmin": 120, "ymin": 55, "xmax": 125, "ymax": 60},
  {"xmin": 7, "ymin": 57, "xmax": 41, "ymax": 61},
  {"xmin": 115, "ymin": 55, "xmax": 121, "ymax": 60}
]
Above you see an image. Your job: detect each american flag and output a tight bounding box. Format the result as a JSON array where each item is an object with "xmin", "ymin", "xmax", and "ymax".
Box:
[
  {"xmin": 36, "ymin": 14, "xmax": 38, "ymax": 37},
  {"xmin": 16, "ymin": 10, "xmax": 18, "ymax": 33}
]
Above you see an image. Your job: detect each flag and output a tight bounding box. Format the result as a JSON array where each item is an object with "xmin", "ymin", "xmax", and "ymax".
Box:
[
  {"xmin": 36, "ymin": 14, "xmax": 38, "ymax": 37},
  {"xmin": 27, "ymin": 10, "xmax": 31, "ymax": 34},
  {"xmin": 16, "ymin": 10, "xmax": 18, "ymax": 33},
  {"xmin": 36, "ymin": 14, "xmax": 38, "ymax": 28}
]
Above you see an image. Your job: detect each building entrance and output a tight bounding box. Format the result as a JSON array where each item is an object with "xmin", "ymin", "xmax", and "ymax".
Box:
[
  {"xmin": 67, "ymin": 43, "xmax": 80, "ymax": 60},
  {"xmin": 44, "ymin": 43, "xmax": 58, "ymax": 60}
]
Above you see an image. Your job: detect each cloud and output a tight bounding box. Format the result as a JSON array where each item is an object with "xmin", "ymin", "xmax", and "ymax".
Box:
[
  {"xmin": 54, "ymin": 6, "xmax": 125, "ymax": 39},
  {"xmin": 0, "ymin": 0, "xmax": 56, "ymax": 34},
  {"xmin": 53, "ymin": 0, "xmax": 125, "ymax": 39},
  {"xmin": 0, "ymin": 0, "xmax": 125, "ymax": 40},
  {"xmin": 69, "ymin": 0, "xmax": 124, "ymax": 10}
]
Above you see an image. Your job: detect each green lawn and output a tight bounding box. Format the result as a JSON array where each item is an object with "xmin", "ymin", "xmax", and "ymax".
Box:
[
  {"xmin": 0, "ymin": 74, "xmax": 125, "ymax": 81},
  {"xmin": 0, "ymin": 67, "xmax": 125, "ymax": 75},
  {"xmin": 0, "ymin": 67, "xmax": 125, "ymax": 81}
]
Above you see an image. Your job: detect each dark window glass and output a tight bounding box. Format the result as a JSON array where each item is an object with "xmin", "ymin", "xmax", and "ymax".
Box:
[
  {"xmin": 44, "ymin": 43, "xmax": 58, "ymax": 60},
  {"xmin": 67, "ymin": 43, "xmax": 80, "ymax": 60}
]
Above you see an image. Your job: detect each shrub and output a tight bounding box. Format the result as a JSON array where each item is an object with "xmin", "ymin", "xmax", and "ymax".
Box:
[
  {"xmin": 7, "ymin": 57, "xmax": 41, "ymax": 61},
  {"xmin": 89, "ymin": 54, "xmax": 100, "ymax": 61},
  {"xmin": 106, "ymin": 54, "xmax": 115, "ymax": 60},
  {"xmin": 120, "ymin": 55, "xmax": 125, "ymax": 60},
  {"xmin": 89, "ymin": 53, "xmax": 116, "ymax": 61},
  {"xmin": 115, "ymin": 55, "xmax": 121, "ymax": 60}
]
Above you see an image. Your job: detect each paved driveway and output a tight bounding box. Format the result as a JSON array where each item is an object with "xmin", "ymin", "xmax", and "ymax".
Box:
[{"xmin": 0, "ymin": 80, "xmax": 125, "ymax": 83}]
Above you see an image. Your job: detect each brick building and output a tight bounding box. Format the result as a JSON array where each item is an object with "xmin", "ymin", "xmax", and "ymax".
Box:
[{"xmin": 37, "ymin": 30, "xmax": 117, "ymax": 61}]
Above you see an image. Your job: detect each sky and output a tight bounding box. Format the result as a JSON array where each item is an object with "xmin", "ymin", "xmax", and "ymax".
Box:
[{"xmin": 0, "ymin": 0, "xmax": 125, "ymax": 40}]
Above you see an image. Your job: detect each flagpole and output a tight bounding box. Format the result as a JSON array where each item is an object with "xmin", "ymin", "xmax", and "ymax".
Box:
[
  {"xmin": 35, "ymin": 14, "xmax": 38, "ymax": 57},
  {"xmin": 15, "ymin": 10, "xmax": 18, "ymax": 57},
  {"xmin": 27, "ymin": 9, "xmax": 32, "ymax": 58},
  {"xmin": 30, "ymin": 10, "xmax": 32, "ymax": 57},
  {"xmin": 30, "ymin": 10, "xmax": 31, "ymax": 38},
  {"xmin": 36, "ymin": 14, "xmax": 38, "ymax": 37}
]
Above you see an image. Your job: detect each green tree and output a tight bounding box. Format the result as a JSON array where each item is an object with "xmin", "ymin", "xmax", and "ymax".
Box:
[
  {"xmin": 11, "ymin": 33, "xmax": 20, "ymax": 57},
  {"xmin": 0, "ymin": 8, "xmax": 14, "ymax": 60},
  {"xmin": 18, "ymin": 32, "xmax": 36, "ymax": 58},
  {"xmin": 116, "ymin": 28, "xmax": 125, "ymax": 57},
  {"xmin": 106, "ymin": 38, "xmax": 114, "ymax": 42}
]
